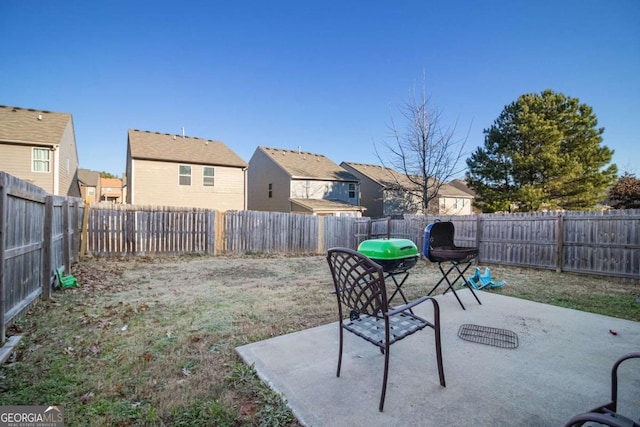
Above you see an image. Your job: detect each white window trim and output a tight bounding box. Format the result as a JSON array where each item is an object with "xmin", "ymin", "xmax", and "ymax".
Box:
[
  {"xmin": 348, "ymin": 183, "xmax": 356, "ymax": 198},
  {"xmin": 179, "ymin": 165, "xmax": 192, "ymax": 186},
  {"xmin": 203, "ymin": 166, "xmax": 215, "ymax": 187},
  {"xmin": 32, "ymin": 147, "xmax": 51, "ymax": 173}
]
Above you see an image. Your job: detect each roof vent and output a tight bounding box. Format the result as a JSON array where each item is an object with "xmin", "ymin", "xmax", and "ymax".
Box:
[
  {"xmin": 173, "ymin": 135, "xmax": 176, "ymax": 140},
  {"xmin": 38, "ymin": 114, "xmax": 42, "ymax": 120}
]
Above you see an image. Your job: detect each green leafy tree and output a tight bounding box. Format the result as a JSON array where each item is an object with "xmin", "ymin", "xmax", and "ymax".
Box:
[
  {"xmin": 100, "ymin": 171, "xmax": 117, "ymax": 179},
  {"xmin": 607, "ymin": 172, "xmax": 640, "ymax": 209},
  {"xmin": 466, "ymin": 89, "xmax": 618, "ymax": 212}
]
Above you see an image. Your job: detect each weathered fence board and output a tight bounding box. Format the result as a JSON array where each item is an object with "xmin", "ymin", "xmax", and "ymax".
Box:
[
  {"xmin": 2, "ymin": 168, "xmax": 637, "ymax": 348},
  {"xmin": 0, "ymin": 172, "xmax": 83, "ymax": 345},
  {"xmin": 82, "ymin": 203, "xmax": 640, "ymax": 281}
]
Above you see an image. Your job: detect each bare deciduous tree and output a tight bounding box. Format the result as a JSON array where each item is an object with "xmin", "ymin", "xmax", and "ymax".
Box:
[{"xmin": 376, "ymin": 78, "xmax": 468, "ymax": 214}]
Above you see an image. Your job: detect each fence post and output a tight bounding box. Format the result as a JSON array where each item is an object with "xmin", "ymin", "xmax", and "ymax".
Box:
[
  {"xmin": 42, "ymin": 196, "xmax": 54, "ymax": 300},
  {"xmin": 0, "ymin": 174, "xmax": 6, "ymax": 344},
  {"xmin": 62, "ymin": 199, "xmax": 70, "ymax": 273},
  {"xmin": 72, "ymin": 199, "xmax": 80, "ymax": 262},
  {"xmin": 556, "ymin": 213, "xmax": 564, "ymax": 273},
  {"xmin": 317, "ymin": 215, "xmax": 324, "ymax": 253},
  {"xmin": 80, "ymin": 200, "xmax": 90, "ymax": 256}
]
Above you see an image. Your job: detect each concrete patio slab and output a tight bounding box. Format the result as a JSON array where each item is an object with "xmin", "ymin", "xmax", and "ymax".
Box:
[{"xmin": 236, "ymin": 291, "xmax": 640, "ymax": 427}]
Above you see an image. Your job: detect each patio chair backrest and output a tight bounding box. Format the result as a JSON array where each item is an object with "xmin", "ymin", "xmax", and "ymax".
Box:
[{"xmin": 326, "ymin": 248, "xmax": 387, "ymax": 319}]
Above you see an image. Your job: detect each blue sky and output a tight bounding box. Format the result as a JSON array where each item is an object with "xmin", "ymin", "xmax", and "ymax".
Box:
[{"xmin": 2, "ymin": 1, "xmax": 638, "ymax": 178}]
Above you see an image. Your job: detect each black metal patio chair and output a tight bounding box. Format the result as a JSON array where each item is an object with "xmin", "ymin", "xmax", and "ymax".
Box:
[
  {"xmin": 326, "ymin": 247, "xmax": 446, "ymax": 412},
  {"xmin": 564, "ymin": 352, "xmax": 640, "ymax": 427}
]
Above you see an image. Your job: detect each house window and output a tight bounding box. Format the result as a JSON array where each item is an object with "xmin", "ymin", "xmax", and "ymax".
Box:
[
  {"xmin": 88, "ymin": 188, "xmax": 95, "ymax": 196},
  {"xmin": 32, "ymin": 148, "xmax": 50, "ymax": 172},
  {"xmin": 268, "ymin": 183, "xmax": 273, "ymax": 198},
  {"xmin": 179, "ymin": 165, "xmax": 191, "ymax": 186},
  {"xmin": 203, "ymin": 167, "xmax": 215, "ymax": 187},
  {"xmin": 348, "ymin": 183, "xmax": 356, "ymax": 199}
]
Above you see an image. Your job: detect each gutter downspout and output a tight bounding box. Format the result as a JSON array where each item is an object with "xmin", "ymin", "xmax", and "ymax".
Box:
[
  {"xmin": 52, "ymin": 145, "xmax": 60, "ymax": 195},
  {"xmin": 242, "ymin": 166, "xmax": 248, "ymax": 210}
]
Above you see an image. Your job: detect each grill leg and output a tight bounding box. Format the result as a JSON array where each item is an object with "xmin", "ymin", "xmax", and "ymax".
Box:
[
  {"xmin": 427, "ymin": 260, "xmax": 481, "ymax": 310},
  {"xmin": 386, "ymin": 271, "xmax": 411, "ymax": 311}
]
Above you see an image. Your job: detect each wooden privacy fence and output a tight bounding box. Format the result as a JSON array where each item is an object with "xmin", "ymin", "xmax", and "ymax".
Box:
[
  {"xmin": 86, "ymin": 203, "xmax": 640, "ymax": 280},
  {"xmin": 87, "ymin": 204, "xmax": 220, "ymax": 256},
  {"xmin": 1, "ymin": 172, "xmax": 637, "ymax": 346},
  {"xmin": 0, "ymin": 172, "xmax": 83, "ymax": 345}
]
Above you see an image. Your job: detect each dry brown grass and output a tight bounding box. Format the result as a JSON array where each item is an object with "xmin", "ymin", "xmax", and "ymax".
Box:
[{"xmin": 2, "ymin": 255, "xmax": 637, "ymax": 426}]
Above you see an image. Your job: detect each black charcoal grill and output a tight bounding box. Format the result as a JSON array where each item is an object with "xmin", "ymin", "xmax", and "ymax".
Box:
[{"xmin": 423, "ymin": 221, "xmax": 481, "ymax": 310}]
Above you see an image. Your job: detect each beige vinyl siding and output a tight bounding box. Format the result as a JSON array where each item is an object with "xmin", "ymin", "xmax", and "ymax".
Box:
[
  {"xmin": 247, "ymin": 149, "xmax": 291, "ymax": 212},
  {"xmin": 340, "ymin": 163, "xmax": 384, "ymax": 217},
  {"xmin": 126, "ymin": 145, "xmax": 133, "ymax": 204},
  {"xmin": 439, "ymin": 196, "xmax": 473, "ymax": 215},
  {"xmin": 0, "ymin": 143, "xmax": 54, "ymax": 193},
  {"xmin": 357, "ymin": 176, "xmax": 384, "ymax": 217},
  {"xmin": 131, "ymin": 159, "xmax": 245, "ymax": 210},
  {"xmin": 58, "ymin": 121, "xmax": 80, "ymax": 196},
  {"xmin": 290, "ymin": 180, "xmax": 359, "ymax": 204}
]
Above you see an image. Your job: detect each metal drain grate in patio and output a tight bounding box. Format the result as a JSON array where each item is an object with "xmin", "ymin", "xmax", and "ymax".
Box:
[{"xmin": 458, "ymin": 324, "xmax": 519, "ymax": 349}]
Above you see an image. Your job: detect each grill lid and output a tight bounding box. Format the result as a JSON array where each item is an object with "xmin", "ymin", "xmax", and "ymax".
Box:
[{"xmin": 357, "ymin": 238, "xmax": 419, "ymax": 260}]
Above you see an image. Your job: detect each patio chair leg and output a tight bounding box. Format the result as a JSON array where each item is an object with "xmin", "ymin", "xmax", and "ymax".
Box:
[
  {"xmin": 379, "ymin": 342, "xmax": 391, "ymax": 412},
  {"xmin": 337, "ymin": 326, "xmax": 343, "ymax": 377},
  {"xmin": 430, "ymin": 298, "xmax": 446, "ymax": 387}
]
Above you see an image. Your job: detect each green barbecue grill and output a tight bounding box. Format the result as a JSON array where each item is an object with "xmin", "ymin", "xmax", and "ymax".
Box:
[
  {"xmin": 357, "ymin": 238, "xmax": 419, "ymax": 273},
  {"xmin": 357, "ymin": 238, "xmax": 419, "ymax": 307}
]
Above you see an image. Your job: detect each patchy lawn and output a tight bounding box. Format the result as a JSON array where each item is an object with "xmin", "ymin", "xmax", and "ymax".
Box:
[{"xmin": 1, "ymin": 255, "xmax": 638, "ymax": 426}]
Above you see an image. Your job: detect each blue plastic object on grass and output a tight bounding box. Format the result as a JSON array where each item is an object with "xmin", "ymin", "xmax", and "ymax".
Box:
[{"xmin": 466, "ymin": 267, "xmax": 505, "ymax": 289}]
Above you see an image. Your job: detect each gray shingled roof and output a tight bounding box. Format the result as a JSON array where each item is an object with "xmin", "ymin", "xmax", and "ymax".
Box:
[
  {"xmin": 343, "ymin": 161, "xmax": 473, "ymax": 198},
  {"xmin": 342, "ymin": 162, "xmax": 417, "ymax": 188},
  {"xmin": 128, "ymin": 129, "xmax": 247, "ymax": 168},
  {"xmin": 448, "ymin": 179, "xmax": 477, "ymax": 197},
  {"xmin": 259, "ymin": 147, "xmax": 358, "ymax": 181},
  {"xmin": 0, "ymin": 105, "xmax": 71, "ymax": 145},
  {"xmin": 290, "ymin": 198, "xmax": 366, "ymax": 212},
  {"xmin": 78, "ymin": 169, "xmax": 101, "ymax": 186}
]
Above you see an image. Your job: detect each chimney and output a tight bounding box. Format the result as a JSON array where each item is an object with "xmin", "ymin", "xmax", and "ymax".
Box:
[{"xmin": 181, "ymin": 127, "xmax": 185, "ymax": 139}]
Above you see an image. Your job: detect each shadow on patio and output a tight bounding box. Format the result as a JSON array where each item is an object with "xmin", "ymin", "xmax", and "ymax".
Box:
[{"xmin": 237, "ymin": 292, "xmax": 640, "ymax": 427}]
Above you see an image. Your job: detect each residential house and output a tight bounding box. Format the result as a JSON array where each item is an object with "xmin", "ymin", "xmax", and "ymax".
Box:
[
  {"xmin": 126, "ymin": 129, "xmax": 247, "ymax": 210},
  {"xmin": 341, "ymin": 162, "xmax": 474, "ymax": 217},
  {"xmin": 77, "ymin": 168, "xmax": 101, "ymax": 203},
  {"xmin": 0, "ymin": 105, "xmax": 80, "ymax": 196},
  {"xmin": 248, "ymin": 147, "xmax": 365, "ymax": 216},
  {"xmin": 436, "ymin": 183, "xmax": 475, "ymax": 215},
  {"xmin": 448, "ymin": 178, "xmax": 481, "ymax": 213},
  {"xmin": 100, "ymin": 177, "xmax": 123, "ymax": 203}
]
